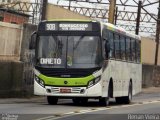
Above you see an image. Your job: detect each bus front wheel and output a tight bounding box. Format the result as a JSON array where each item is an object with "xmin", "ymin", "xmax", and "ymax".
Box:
[
  {"xmin": 47, "ymin": 96, "xmax": 58, "ymax": 105},
  {"xmin": 99, "ymin": 85, "xmax": 110, "ymax": 106},
  {"xmin": 99, "ymin": 97, "xmax": 109, "ymax": 106},
  {"xmin": 72, "ymin": 98, "xmax": 81, "ymax": 104}
]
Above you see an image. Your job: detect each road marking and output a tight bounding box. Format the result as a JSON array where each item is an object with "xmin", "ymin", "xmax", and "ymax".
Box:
[
  {"xmin": 35, "ymin": 100, "xmax": 160, "ymax": 120},
  {"xmin": 35, "ymin": 116, "xmax": 55, "ymax": 120},
  {"xmin": 65, "ymin": 112, "xmax": 74, "ymax": 114}
]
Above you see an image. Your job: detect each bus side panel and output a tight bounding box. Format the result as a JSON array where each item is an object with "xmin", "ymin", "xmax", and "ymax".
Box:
[
  {"xmin": 101, "ymin": 60, "xmax": 126, "ymax": 97},
  {"xmin": 101, "ymin": 60, "xmax": 111, "ymax": 97},
  {"xmin": 132, "ymin": 64, "xmax": 142, "ymax": 95},
  {"xmin": 101, "ymin": 60, "xmax": 142, "ymax": 98}
]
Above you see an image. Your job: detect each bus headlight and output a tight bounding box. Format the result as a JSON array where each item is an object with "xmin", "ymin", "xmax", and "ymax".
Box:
[
  {"xmin": 87, "ymin": 77, "xmax": 101, "ymax": 88},
  {"xmin": 35, "ymin": 75, "xmax": 45, "ymax": 88}
]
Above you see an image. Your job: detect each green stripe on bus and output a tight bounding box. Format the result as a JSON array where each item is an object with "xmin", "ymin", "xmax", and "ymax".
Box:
[{"xmin": 38, "ymin": 74, "xmax": 94, "ymax": 86}]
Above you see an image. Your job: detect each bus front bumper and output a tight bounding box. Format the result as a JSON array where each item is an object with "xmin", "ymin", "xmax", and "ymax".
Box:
[{"xmin": 34, "ymin": 80, "xmax": 102, "ymax": 97}]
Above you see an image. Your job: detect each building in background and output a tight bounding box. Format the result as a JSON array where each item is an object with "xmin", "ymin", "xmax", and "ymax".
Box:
[
  {"xmin": 0, "ymin": 8, "xmax": 30, "ymax": 24},
  {"xmin": 0, "ymin": 0, "xmax": 30, "ymax": 3},
  {"xmin": 0, "ymin": 0, "xmax": 31, "ymax": 24},
  {"xmin": 0, "ymin": 0, "xmax": 15, "ymax": 3}
]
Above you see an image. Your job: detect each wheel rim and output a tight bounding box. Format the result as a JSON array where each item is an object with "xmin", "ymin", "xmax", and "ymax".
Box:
[
  {"xmin": 129, "ymin": 90, "xmax": 132, "ymax": 100},
  {"xmin": 106, "ymin": 97, "xmax": 109, "ymax": 105},
  {"xmin": 129, "ymin": 83, "xmax": 132, "ymax": 101}
]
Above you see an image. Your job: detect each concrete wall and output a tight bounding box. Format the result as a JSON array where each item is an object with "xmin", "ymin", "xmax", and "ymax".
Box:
[
  {"xmin": 153, "ymin": 66, "xmax": 160, "ymax": 86},
  {"xmin": 142, "ymin": 65, "xmax": 160, "ymax": 87},
  {"xmin": 20, "ymin": 24, "xmax": 37, "ymax": 97},
  {"xmin": 46, "ymin": 4, "xmax": 91, "ymax": 20},
  {"xmin": 141, "ymin": 37, "xmax": 160, "ymax": 87},
  {"xmin": 0, "ymin": 23, "xmax": 36, "ymax": 98},
  {"xmin": 0, "ymin": 22, "xmax": 36, "ymax": 61},
  {"xmin": 141, "ymin": 37, "xmax": 156, "ymax": 65},
  {"xmin": 20, "ymin": 23, "xmax": 37, "ymax": 62},
  {"xmin": 0, "ymin": 22, "xmax": 23, "ymax": 61},
  {"xmin": 0, "ymin": 61, "xmax": 24, "ymax": 97},
  {"xmin": 142, "ymin": 65, "xmax": 154, "ymax": 87},
  {"xmin": 158, "ymin": 44, "xmax": 160, "ymax": 65}
]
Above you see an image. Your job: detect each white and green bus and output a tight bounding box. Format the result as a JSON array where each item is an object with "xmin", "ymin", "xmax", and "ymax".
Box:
[{"xmin": 30, "ymin": 19, "xmax": 142, "ymax": 106}]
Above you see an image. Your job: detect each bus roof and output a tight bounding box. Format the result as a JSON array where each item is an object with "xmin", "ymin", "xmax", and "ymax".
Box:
[
  {"xmin": 102, "ymin": 22, "xmax": 141, "ymax": 40},
  {"xmin": 42, "ymin": 19, "xmax": 94, "ymax": 22}
]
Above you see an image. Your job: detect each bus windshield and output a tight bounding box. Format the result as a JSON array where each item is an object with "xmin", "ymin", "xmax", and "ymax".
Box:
[{"xmin": 37, "ymin": 35, "xmax": 102, "ymax": 69}]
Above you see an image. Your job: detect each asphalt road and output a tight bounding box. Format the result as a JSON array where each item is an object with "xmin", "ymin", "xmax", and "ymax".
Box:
[
  {"xmin": 0, "ymin": 91, "xmax": 159, "ymax": 120},
  {"xmin": 1, "ymin": 100, "xmax": 159, "ymax": 120},
  {"xmin": 55, "ymin": 101, "xmax": 160, "ymax": 120}
]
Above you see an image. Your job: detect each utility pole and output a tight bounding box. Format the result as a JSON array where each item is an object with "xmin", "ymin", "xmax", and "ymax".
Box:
[
  {"xmin": 152, "ymin": 0, "xmax": 160, "ymax": 87},
  {"xmin": 135, "ymin": 0, "xmax": 142, "ymax": 35},
  {"xmin": 108, "ymin": 0, "xmax": 116, "ymax": 24},
  {"xmin": 114, "ymin": 6, "xmax": 118, "ymax": 25},
  {"xmin": 41, "ymin": 0, "xmax": 48, "ymax": 20},
  {"xmin": 155, "ymin": 0, "xmax": 160, "ymax": 66},
  {"xmin": 69, "ymin": 0, "xmax": 71, "ymax": 10}
]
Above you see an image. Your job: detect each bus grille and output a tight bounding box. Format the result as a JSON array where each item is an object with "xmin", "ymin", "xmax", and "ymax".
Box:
[{"xmin": 51, "ymin": 87, "xmax": 83, "ymax": 94}]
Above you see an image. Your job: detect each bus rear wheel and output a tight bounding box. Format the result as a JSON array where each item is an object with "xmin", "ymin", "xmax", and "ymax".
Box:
[
  {"xmin": 47, "ymin": 96, "xmax": 58, "ymax": 105},
  {"xmin": 123, "ymin": 81, "xmax": 132, "ymax": 104},
  {"xmin": 116, "ymin": 81, "xmax": 132, "ymax": 104},
  {"xmin": 115, "ymin": 97, "xmax": 124, "ymax": 104}
]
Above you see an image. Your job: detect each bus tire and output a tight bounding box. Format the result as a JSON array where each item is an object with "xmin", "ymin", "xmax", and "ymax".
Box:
[
  {"xmin": 99, "ymin": 97, "xmax": 109, "ymax": 106},
  {"xmin": 115, "ymin": 97, "xmax": 124, "ymax": 104},
  {"xmin": 81, "ymin": 98, "xmax": 88, "ymax": 105},
  {"xmin": 47, "ymin": 96, "xmax": 58, "ymax": 105},
  {"xmin": 72, "ymin": 98, "xmax": 81, "ymax": 105},
  {"xmin": 99, "ymin": 84, "xmax": 110, "ymax": 106},
  {"xmin": 123, "ymin": 81, "xmax": 132, "ymax": 104}
]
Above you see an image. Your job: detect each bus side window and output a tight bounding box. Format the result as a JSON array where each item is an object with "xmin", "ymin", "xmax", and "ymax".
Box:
[
  {"xmin": 105, "ymin": 41, "xmax": 110, "ymax": 59},
  {"xmin": 102, "ymin": 29, "xmax": 109, "ymax": 59},
  {"xmin": 131, "ymin": 39, "xmax": 136, "ymax": 62},
  {"xmin": 108, "ymin": 31, "xmax": 115, "ymax": 59},
  {"xmin": 136, "ymin": 40, "xmax": 141, "ymax": 63},
  {"xmin": 120, "ymin": 36, "xmax": 126, "ymax": 60},
  {"xmin": 103, "ymin": 30, "xmax": 115, "ymax": 59},
  {"xmin": 114, "ymin": 34, "xmax": 120, "ymax": 59},
  {"xmin": 126, "ymin": 37, "xmax": 131, "ymax": 61}
]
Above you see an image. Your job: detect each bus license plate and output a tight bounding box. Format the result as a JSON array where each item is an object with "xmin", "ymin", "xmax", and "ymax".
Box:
[{"xmin": 60, "ymin": 88, "xmax": 71, "ymax": 93}]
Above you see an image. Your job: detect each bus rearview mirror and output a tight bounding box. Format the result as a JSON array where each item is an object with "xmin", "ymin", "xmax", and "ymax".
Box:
[{"xmin": 29, "ymin": 31, "xmax": 37, "ymax": 49}]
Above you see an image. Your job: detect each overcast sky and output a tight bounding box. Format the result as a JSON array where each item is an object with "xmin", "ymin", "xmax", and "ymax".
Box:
[{"xmin": 47, "ymin": 0, "xmax": 158, "ymax": 14}]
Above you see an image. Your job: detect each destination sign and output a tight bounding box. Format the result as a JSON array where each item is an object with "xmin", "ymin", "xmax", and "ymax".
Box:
[
  {"xmin": 44, "ymin": 22, "xmax": 92, "ymax": 31},
  {"xmin": 46, "ymin": 23, "xmax": 56, "ymax": 30},
  {"xmin": 59, "ymin": 23, "xmax": 90, "ymax": 31}
]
